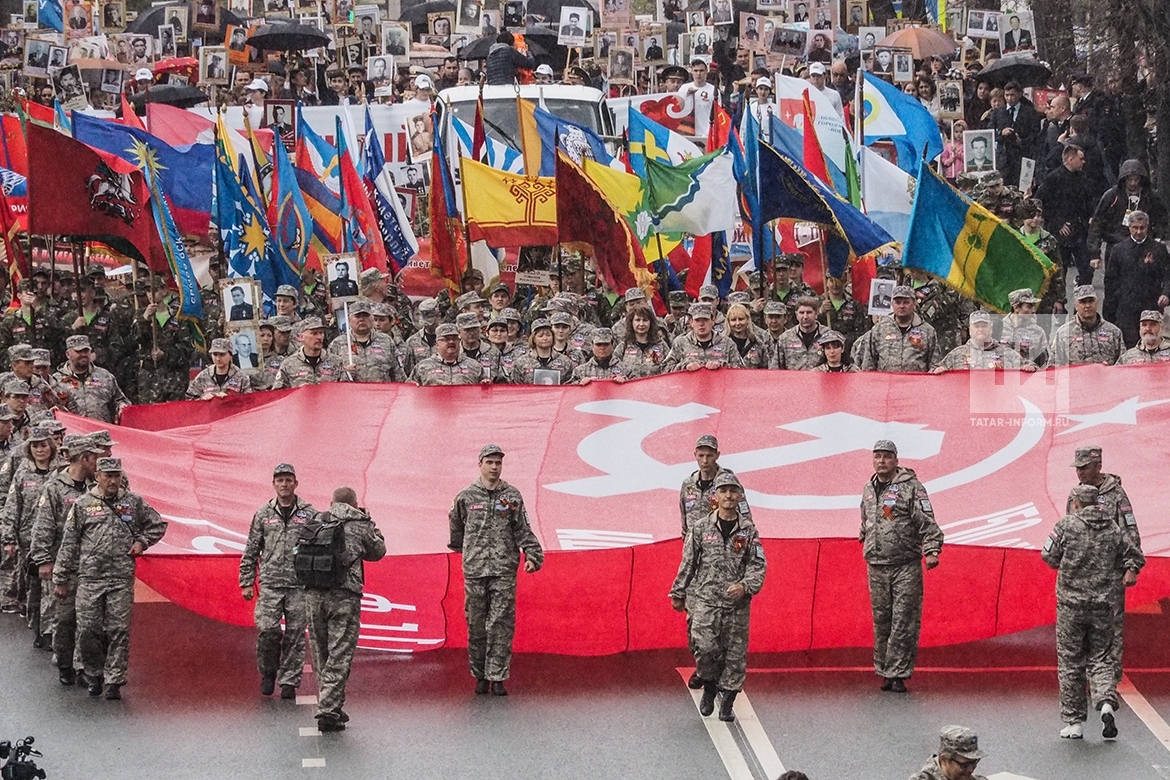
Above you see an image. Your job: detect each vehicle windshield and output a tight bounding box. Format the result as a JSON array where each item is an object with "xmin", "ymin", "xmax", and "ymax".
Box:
[{"xmin": 446, "ymin": 98, "xmax": 602, "ymax": 151}]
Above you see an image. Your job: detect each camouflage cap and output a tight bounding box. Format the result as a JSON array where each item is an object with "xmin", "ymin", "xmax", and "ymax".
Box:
[
  {"xmin": 712, "ymin": 472, "xmax": 742, "ymax": 490},
  {"xmin": 272, "ymin": 462, "xmax": 296, "ymax": 477},
  {"xmin": 59, "ymin": 433, "xmax": 84, "ymax": 451},
  {"xmin": 784, "ymin": 252, "xmax": 806, "ymax": 266},
  {"xmin": 591, "ymin": 327, "xmax": 614, "ymax": 344},
  {"xmin": 698, "ymin": 284, "xmax": 719, "ymax": 301},
  {"xmin": 3, "ymin": 380, "xmax": 30, "ymax": 397},
  {"xmin": 16, "ymin": 279, "xmax": 33, "ymax": 292},
  {"xmin": 747, "ymin": 271, "xmax": 762, "ymax": 286},
  {"xmin": 955, "ymin": 172, "xmax": 978, "ymax": 188},
  {"xmin": 347, "ymin": 299, "xmax": 373, "ymax": 315},
  {"xmin": 696, "ymin": 434, "xmax": 719, "ymax": 450},
  {"xmin": 418, "ymin": 298, "xmax": 440, "ymax": 316},
  {"xmin": 455, "ymin": 291, "xmax": 486, "ymax": 309},
  {"xmin": 938, "ymin": 725, "xmax": 987, "ymax": 761},
  {"xmin": 490, "ymin": 282, "xmax": 511, "ymax": 296},
  {"xmin": 44, "ymin": 419, "xmax": 66, "ymax": 433},
  {"xmin": 86, "ymin": 264, "xmax": 107, "ymax": 279},
  {"xmin": 530, "ymin": 318, "xmax": 552, "ymax": 332},
  {"xmin": 24, "ymin": 425, "xmax": 54, "ymax": 443},
  {"xmin": 689, "ymin": 303, "xmax": 714, "ymax": 320},
  {"xmin": 96, "ymin": 457, "xmax": 122, "ymax": 473},
  {"xmin": 1008, "ymin": 288, "xmax": 1040, "ymax": 307},
  {"xmin": 668, "ymin": 290, "xmax": 690, "ymax": 304},
  {"xmin": 275, "ymin": 284, "xmax": 299, "ymax": 299},
  {"xmin": 873, "ymin": 439, "xmax": 898, "ymax": 454},
  {"xmin": 478, "ymin": 443, "xmax": 504, "ymax": 460},
  {"xmin": 455, "ymin": 312, "xmax": 482, "ymax": 330},
  {"xmin": 1070, "ymin": 445, "xmax": 1102, "ymax": 468},
  {"xmin": 1070, "ymin": 483, "xmax": 1100, "ymax": 505},
  {"xmin": 268, "ymin": 315, "xmax": 295, "ymax": 332},
  {"xmin": 772, "ymin": 255, "xmax": 792, "ymax": 268},
  {"xmin": 982, "ymin": 170, "xmax": 1004, "ymax": 186},
  {"xmin": 1072, "ymin": 285, "xmax": 1097, "ymax": 301},
  {"xmin": 435, "ymin": 323, "xmax": 459, "ymax": 338},
  {"xmin": 0, "ymin": 404, "xmax": 14, "ymax": 421},
  {"xmin": 486, "ymin": 316, "xmax": 508, "ymax": 330},
  {"xmin": 31, "ymin": 349, "xmax": 51, "ymax": 366},
  {"xmin": 891, "ymin": 285, "xmax": 915, "ymax": 300},
  {"xmin": 968, "ymin": 310, "xmax": 993, "ymax": 325},
  {"xmin": 87, "ymin": 430, "xmax": 118, "ymax": 448},
  {"xmin": 208, "ymin": 338, "xmax": 232, "ymax": 354},
  {"xmin": 462, "ymin": 268, "xmax": 485, "ymax": 282},
  {"xmin": 65, "ymin": 334, "xmax": 92, "ymax": 351},
  {"xmin": 299, "ymin": 316, "xmax": 325, "ymax": 331},
  {"xmin": 371, "ymin": 302, "xmax": 393, "ymax": 317},
  {"xmin": 624, "ymin": 287, "xmax": 647, "ymax": 303},
  {"xmin": 763, "ymin": 301, "xmax": 787, "ymax": 316},
  {"xmin": 726, "ymin": 291, "xmax": 751, "ymax": 304},
  {"xmin": 816, "ymin": 329, "xmax": 846, "ymax": 346},
  {"xmin": 550, "ymin": 311, "xmax": 573, "ymax": 326},
  {"xmin": 1139, "ymin": 310, "xmax": 1163, "ymax": 323},
  {"xmin": 359, "ymin": 268, "xmax": 387, "ymax": 287},
  {"xmin": 542, "ymin": 298, "xmax": 572, "ymax": 313},
  {"xmin": 499, "ymin": 307, "xmax": 522, "ymax": 323},
  {"xmin": 7, "ymin": 344, "xmax": 34, "ymax": 362}
]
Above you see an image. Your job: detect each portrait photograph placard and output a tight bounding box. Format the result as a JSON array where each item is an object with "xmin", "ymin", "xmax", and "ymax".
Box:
[
  {"xmin": 229, "ymin": 329, "xmax": 261, "ymax": 370},
  {"xmin": 963, "ymin": 128, "xmax": 996, "ymax": 174},
  {"xmin": 608, "ymin": 46, "xmax": 634, "ymax": 83},
  {"xmin": 557, "ymin": 6, "xmax": 588, "ymax": 47},
  {"xmin": 324, "ymin": 253, "xmax": 361, "ymax": 310},
  {"xmin": 199, "ymin": 45, "xmax": 227, "ymax": 83},
  {"xmin": 858, "ymin": 25, "xmax": 883, "ymax": 52},
  {"xmin": 164, "ymin": 5, "xmax": 186, "ymax": 40},
  {"xmin": 999, "ymin": 10, "xmax": 1034, "ymax": 54},
  {"xmin": 892, "ymin": 49, "xmax": 913, "ymax": 83},
  {"xmin": 366, "ymin": 53, "xmax": 392, "ymax": 83},
  {"xmin": 23, "ymin": 36, "xmax": 50, "ymax": 76},
  {"xmin": 938, "ymin": 79, "xmax": 964, "ymax": 120},
  {"xmin": 456, "ymin": 0, "xmax": 482, "ymax": 32},
  {"xmin": 99, "ymin": 66, "xmax": 124, "ymax": 93},
  {"xmin": 265, "ymin": 100, "xmax": 295, "ymax": 150},
  {"xmin": 868, "ymin": 279, "xmax": 894, "ymax": 316},
  {"xmin": 221, "ymin": 278, "xmax": 262, "ymax": 326}
]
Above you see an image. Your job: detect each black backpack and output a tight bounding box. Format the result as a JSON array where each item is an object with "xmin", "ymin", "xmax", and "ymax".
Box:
[{"xmin": 294, "ymin": 514, "xmax": 347, "ymax": 589}]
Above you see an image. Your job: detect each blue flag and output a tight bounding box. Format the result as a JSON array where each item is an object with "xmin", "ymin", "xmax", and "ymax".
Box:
[
  {"xmin": 215, "ymin": 119, "xmax": 279, "ymax": 314},
  {"xmin": 141, "ymin": 162, "xmax": 203, "ymax": 321},
  {"xmin": 37, "ymin": 0, "xmax": 62, "ymax": 32},
  {"xmin": 861, "ymin": 73, "xmax": 945, "ymax": 174},
  {"xmin": 363, "ymin": 106, "xmax": 418, "ymax": 274},
  {"xmin": 268, "ymin": 137, "xmax": 310, "ymax": 289},
  {"xmin": 533, "ymin": 106, "xmax": 613, "ymax": 176}
]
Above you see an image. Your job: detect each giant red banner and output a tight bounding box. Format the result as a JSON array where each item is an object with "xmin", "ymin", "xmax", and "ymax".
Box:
[{"xmin": 75, "ymin": 364, "xmax": 1170, "ymax": 655}]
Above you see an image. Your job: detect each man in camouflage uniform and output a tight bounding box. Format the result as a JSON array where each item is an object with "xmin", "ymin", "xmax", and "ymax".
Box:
[
  {"xmin": 455, "ymin": 312, "xmax": 504, "ymax": 382},
  {"xmin": 305, "ymin": 486, "xmax": 385, "ymax": 732},
  {"xmin": 663, "ymin": 290, "xmax": 692, "ymax": 338},
  {"xmin": 670, "ymin": 472, "xmax": 766, "ymax": 723},
  {"xmin": 240, "ymin": 463, "xmax": 318, "ymax": 699},
  {"xmin": 973, "ymin": 170, "xmax": 1023, "ymax": 223},
  {"xmin": 298, "ymin": 270, "xmax": 330, "ymax": 322},
  {"xmin": 53, "ymin": 457, "xmax": 166, "ymax": 699},
  {"xmin": 908, "ymin": 269, "xmax": 971, "ymax": 355},
  {"xmin": 135, "ymin": 285, "xmax": 197, "ymax": 404},
  {"xmin": 934, "ymin": 310, "xmax": 1037, "ymax": 371},
  {"xmin": 1067, "ymin": 445, "xmax": 1144, "ymax": 686},
  {"xmin": 860, "ymin": 440, "xmax": 943, "ymax": 692},
  {"xmin": 68, "ymin": 276, "xmax": 121, "ymax": 368},
  {"xmin": 679, "ymin": 434, "xmax": 750, "ymax": 541},
  {"xmin": 53, "ymin": 335, "xmax": 130, "ymax": 423},
  {"xmin": 760, "ymin": 301, "xmax": 790, "ymax": 355},
  {"xmin": 909, "ymin": 725, "xmax": 990, "ymax": 780},
  {"xmin": 412, "ymin": 324, "xmax": 486, "ymax": 385},
  {"xmin": 858, "ymin": 286, "xmax": 943, "ymax": 372},
  {"xmin": 327, "ymin": 301, "xmax": 404, "ymax": 383},
  {"xmin": 1, "ymin": 344, "xmax": 58, "ymax": 415},
  {"xmin": 29, "ymin": 435, "xmax": 103, "ymax": 683},
  {"xmin": 1051, "ymin": 286, "xmax": 1125, "ymax": 366},
  {"xmin": 108, "ymin": 279, "xmax": 148, "ymax": 402},
  {"xmin": 1000, "ymin": 288, "xmax": 1050, "ymax": 366},
  {"xmin": 771, "ymin": 255, "xmax": 817, "ymax": 321},
  {"xmin": 273, "ymin": 284, "xmax": 302, "ymax": 324},
  {"xmin": 402, "ymin": 298, "xmax": 441, "ymax": 377},
  {"xmin": 0, "ymin": 280, "xmax": 66, "ymax": 371},
  {"xmin": 198, "ymin": 259, "xmax": 226, "ymax": 343},
  {"xmin": 695, "ymin": 286, "xmax": 728, "ymax": 335},
  {"xmin": 663, "ymin": 304, "xmax": 744, "ymax": 372},
  {"xmin": 272, "ymin": 317, "xmax": 345, "ymax": 388},
  {"xmin": 448, "ymin": 444, "xmax": 544, "ymax": 695},
  {"xmin": 1119, "ymin": 310, "xmax": 1170, "ymax": 363},
  {"xmin": 775, "ymin": 297, "xmax": 828, "ymax": 370},
  {"xmin": 1043, "ymin": 483, "xmax": 1140, "ymax": 740},
  {"xmin": 818, "ymin": 275, "xmax": 869, "ymax": 352},
  {"xmin": 571, "ymin": 328, "xmax": 632, "ymax": 384},
  {"xmin": 186, "ymin": 338, "xmax": 253, "ymax": 399},
  {"xmin": 3, "ymin": 381, "xmax": 33, "ymax": 450}
]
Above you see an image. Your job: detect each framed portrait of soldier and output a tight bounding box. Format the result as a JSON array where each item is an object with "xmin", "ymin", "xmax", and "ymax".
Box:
[
  {"xmin": 868, "ymin": 279, "xmax": 894, "ymax": 316},
  {"xmin": 162, "ymin": 5, "xmax": 186, "ymax": 41},
  {"xmin": 858, "ymin": 25, "xmax": 882, "ymax": 53},
  {"xmin": 598, "ymin": 0, "xmax": 628, "ymax": 32},
  {"xmin": 99, "ymin": 66, "xmax": 123, "ymax": 93},
  {"xmin": 192, "ymin": 0, "xmax": 219, "ymax": 31},
  {"xmin": 767, "ymin": 26, "xmax": 803, "ymax": 57},
  {"xmin": 804, "ymin": 28, "xmax": 832, "ymax": 64},
  {"xmin": 127, "ymin": 33, "xmax": 152, "ymax": 64},
  {"xmin": 47, "ymin": 44, "xmax": 67, "ymax": 69},
  {"xmin": 871, "ymin": 46, "xmax": 894, "ymax": 77},
  {"xmin": 21, "ymin": 0, "xmax": 36, "ymax": 24},
  {"xmin": 324, "ymin": 253, "xmax": 361, "ymax": 310},
  {"xmin": 221, "ymin": 278, "xmax": 262, "ymax": 325},
  {"xmin": 394, "ymin": 187, "xmax": 416, "ymax": 222},
  {"xmin": 892, "ymin": 50, "xmax": 913, "ymax": 83},
  {"xmin": 366, "ymin": 53, "xmax": 392, "ymax": 83},
  {"xmin": 230, "ymin": 329, "xmax": 261, "ymax": 370},
  {"xmin": 620, "ymin": 32, "xmax": 638, "ymax": 59},
  {"xmin": 999, "ymin": 10, "xmax": 1034, "ymax": 54},
  {"xmin": 593, "ymin": 30, "xmax": 614, "ymax": 58},
  {"xmin": 755, "ymin": 0, "xmax": 784, "ymax": 10},
  {"xmin": 53, "ymin": 64, "xmax": 88, "ymax": 109},
  {"xmin": 158, "ymin": 24, "xmax": 176, "ymax": 58},
  {"xmin": 641, "ymin": 25, "xmax": 663, "ymax": 61},
  {"xmin": 963, "ymin": 129, "xmax": 996, "ymax": 174},
  {"xmin": 709, "ymin": 0, "xmax": 731, "ymax": 24},
  {"xmin": 23, "ymin": 37, "xmax": 50, "ymax": 76},
  {"xmin": 477, "ymin": 10, "xmax": 497, "ymax": 37},
  {"xmin": 339, "ymin": 36, "xmax": 363, "ymax": 68},
  {"xmin": 381, "ymin": 21, "xmax": 409, "ymax": 58},
  {"xmin": 938, "ymin": 79, "xmax": 963, "ymax": 120},
  {"xmin": 229, "ymin": 0, "xmax": 249, "ymax": 13},
  {"xmin": 845, "ymin": 0, "xmax": 865, "ymax": 31},
  {"xmin": 226, "ymin": 24, "xmax": 251, "ymax": 65},
  {"xmin": 199, "ymin": 45, "xmax": 227, "ymax": 83},
  {"xmin": 557, "ymin": 7, "xmax": 588, "ymax": 47},
  {"xmin": 265, "ymin": 100, "xmax": 295, "ymax": 150},
  {"xmin": 427, "ymin": 11, "xmax": 454, "ymax": 46},
  {"xmin": 965, "ymin": 8, "xmax": 998, "ymax": 40},
  {"xmin": 738, "ymin": 12, "xmax": 763, "ymax": 52},
  {"xmin": 407, "ymin": 112, "xmax": 433, "ymax": 163},
  {"xmin": 456, "ymin": 0, "xmax": 482, "ymax": 32},
  {"xmin": 608, "ymin": 46, "xmax": 633, "ymax": 83},
  {"xmin": 100, "ymin": 1, "xmax": 125, "ymax": 32}
]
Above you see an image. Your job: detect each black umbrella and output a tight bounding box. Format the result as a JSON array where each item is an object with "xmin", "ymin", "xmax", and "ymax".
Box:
[
  {"xmin": 126, "ymin": 3, "xmax": 244, "ymax": 42},
  {"xmin": 246, "ymin": 21, "xmax": 331, "ymax": 51},
  {"xmin": 127, "ymin": 84, "xmax": 209, "ymax": 114},
  {"xmin": 973, "ymin": 53, "xmax": 1052, "ymax": 88},
  {"xmin": 399, "ymin": 0, "xmax": 456, "ymax": 26},
  {"xmin": 458, "ymin": 33, "xmax": 549, "ymax": 60}
]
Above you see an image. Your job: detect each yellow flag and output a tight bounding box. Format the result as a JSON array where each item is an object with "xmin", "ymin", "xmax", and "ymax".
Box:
[
  {"xmin": 583, "ymin": 159, "xmax": 681, "ymax": 262},
  {"xmin": 460, "ymin": 157, "xmax": 558, "ymax": 247}
]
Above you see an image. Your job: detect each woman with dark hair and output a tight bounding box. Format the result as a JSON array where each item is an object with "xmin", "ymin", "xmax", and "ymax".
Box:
[
  {"xmin": 813, "ymin": 330, "xmax": 858, "ymax": 372},
  {"xmin": 915, "ymin": 77, "xmax": 940, "ymax": 120},
  {"xmin": 725, "ymin": 304, "xmax": 771, "ymax": 368},
  {"xmin": 615, "ymin": 304, "xmax": 669, "ymax": 377},
  {"xmin": 1, "ymin": 426, "xmax": 57, "ymax": 640}
]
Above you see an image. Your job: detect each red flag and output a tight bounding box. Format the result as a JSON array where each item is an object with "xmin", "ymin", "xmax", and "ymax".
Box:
[
  {"xmin": 338, "ymin": 134, "xmax": 389, "ymax": 273},
  {"xmin": 851, "ymin": 254, "xmax": 877, "ymax": 306},
  {"xmin": 801, "ymin": 92, "xmax": 831, "ymax": 185},
  {"xmin": 427, "ymin": 112, "xmax": 465, "ymax": 293},
  {"xmin": 707, "ymin": 102, "xmax": 731, "ymax": 151},
  {"xmin": 19, "ymin": 98, "xmax": 54, "ymax": 128},
  {"xmin": 0, "ymin": 114, "xmax": 27, "ymax": 175},
  {"xmin": 471, "ymin": 88, "xmax": 487, "ymax": 163},
  {"xmin": 0, "ymin": 188, "xmax": 29, "ymax": 305},
  {"xmin": 555, "ymin": 150, "xmax": 654, "ymax": 296},
  {"xmin": 121, "ymin": 94, "xmax": 146, "ymax": 131},
  {"xmin": 684, "ymin": 234, "xmax": 712, "ymax": 299},
  {"xmin": 26, "ymin": 123, "xmax": 153, "ymax": 265}
]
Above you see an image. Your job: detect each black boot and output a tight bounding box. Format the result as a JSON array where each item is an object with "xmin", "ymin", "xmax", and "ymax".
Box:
[
  {"xmin": 58, "ymin": 667, "xmax": 75, "ymax": 686},
  {"xmin": 474, "ymin": 679, "xmax": 490, "ymax": 695},
  {"xmin": 889, "ymin": 678, "xmax": 907, "ymax": 693},
  {"xmin": 259, "ymin": 675, "xmax": 275, "ymax": 696},
  {"xmin": 687, "ymin": 671, "xmax": 704, "ymax": 690},
  {"xmin": 699, "ymin": 682, "xmax": 718, "ymax": 717},
  {"xmin": 280, "ymin": 685, "xmax": 296, "ymax": 700},
  {"xmin": 88, "ymin": 675, "xmax": 104, "ymax": 696},
  {"xmin": 718, "ymin": 689, "xmax": 738, "ymax": 722},
  {"xmin": 490, "ymin": 681, "xmax": 507, "ymax": 696}
]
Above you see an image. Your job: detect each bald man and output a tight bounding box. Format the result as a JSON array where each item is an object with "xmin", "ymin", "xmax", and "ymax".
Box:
[{"xmin": 1038, "ymin": 94, "xmax": 1073, "ymax": 181}]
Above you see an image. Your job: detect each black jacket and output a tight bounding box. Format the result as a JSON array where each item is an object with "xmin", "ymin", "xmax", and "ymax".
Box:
[
  {"xmin": 1087, "ymin": 159, "xmax": 1169, "ymax": 253},
  {"xmin": 485, "ymin": 42, "xmax": 535, "ymax": 85},
  {"xmin": 1034, "ymin": 165, "xmax": 1095, "ymax": 248},
  {"xmin": 1103, "ymin": 237, "xmax": 1170, "ymax": 339},
  {"xmin": 987, "ymin": 101, "xmax": 1041, "ymax": 183}
]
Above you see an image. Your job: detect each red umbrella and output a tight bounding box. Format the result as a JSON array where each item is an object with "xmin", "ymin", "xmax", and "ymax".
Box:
[
  {"xmin": 877, "ymin": 27, "xmax": 957, "ymax": 60},
  {"xmin": 153, "ymin": 57, "xmax": 199, "ymax": 80}
]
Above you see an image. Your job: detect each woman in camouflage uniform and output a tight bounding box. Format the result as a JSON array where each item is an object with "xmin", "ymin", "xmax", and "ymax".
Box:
[
  {"xmin": 0, "ymin": 426, "xmax": 56, "ymax": 638},
  {"xmin": 615, "ymin": 305, "xmax": 669, "ymax": 378},
  {"xmin": 725, "ymin": 304, "xmax": 771, "ymax": 369},
  {"xmin": 511, "ymin": 320, "xmax": 575, "ymax": 385}
]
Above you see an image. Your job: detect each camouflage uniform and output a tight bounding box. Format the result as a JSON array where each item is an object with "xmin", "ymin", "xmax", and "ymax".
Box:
[
  {"xmin": 1000, "ymin": 314, "xmax": 1050, "ymax": 366},
  {"xmin": 938, "ymin": 339, "xmax": 1032, "ymax": 369},
  {"xmin": 495, "ymin": 342, "xmax": 527, "ymax": 383},
  {"xmin": 69, "ymin": 306, "xmax": 120, "ymax": 369},
  {"xmin": 772, "ymin": 282, "xmax": 817, "ymax": 320},
  {"xmin": 727, "ymin": 333, "xmax": 772, "ymax": 369},
  {"xmin": 0, "ymin": 308, "xmax": 66, "ymax": 371},
  {"xmin": 53, "ymin": 484, "xmax": 167, "ymax": 688},
  {"xmin": 199, "ymin": 286, "xmax": 225, "ymax": 344},
  {"xmin": 571, "ymin": 357, "xmax": 632, "ymax": 382},
  {"xmin": 460, "ymin": 342, "xmax": 507, "ymax": 384},
  {"xmin": 774, "ymin": 324, "xmax": 828, "ymax": 370},
  {"xmin": 271, "ymin": 348, "xmax": 345, "ymax": 388},
  {"xmin": 134, "ymin": 303, "xmax": 197, "ymax": 404},
  {"xmin": 858, "ymin": 315, "xmax": 943, "ymax": 372},
  {"xmin": 859, "ymin": 465, "xmax": 943, "ymax": 681},
  {"xmin": 975, "ymin": 183, "xmax": 1024, "ymax": 224},
  {"xmin": 1051, "ymin": 316, "xmax": 1125, "ymax": 365},
  {"xmin": 403, "ymin": 330, "xmax": 438, "ymax": 376},
  {"xmin": 1, "ymin": 460, "xmax": 54, "ymax": 634},
  {"xmin": 53, "ymin": 364, "xmax": 131, "ymax": 423},
  {"xmin": 614, "ymin": 339, "xmax": 670, "ymax": 378},
  {"xmin": 680, "ymin": 466, "xmax": 749, "ymax": 535},
  {"xmin": 818, "ymin": 295, "xmax": 869, "ymax": 351},
  {"xmin": 1119, "ymin": 337, "xmax": 1170, "ymax": 364},
  {"xmin": 29, "ymin": 469, "xmax": 91, "ymax": 673},
  {"xmin": 327, "ymin": 332, "xmax": 406, "ymax": 382},
  {"xmin": 510, "ymin": 352, "xmax": 574, "ymax": 384},
  {"xmin": 412, "ymin": 355, "xmax": 486, "ymax": 385},
  {"xmin": 662, "ymin": 332, "xmax": 745, "ymax": 372},
  {"xmin": 1042, "ymin": 494, "xmax": 1139, "ymax": 725},
  {"xmin": 669, "ymin": 507, "xmax": 766, "ymax": 692},
  {"xmin": 448, "ymin": 476, "xmax": 544, "ymax": 682},
  {"xmin": 241, "ymin": 494, "xmax": 319, "ymax": 689},
  {"xmin": 185, "ymin": 364, "xmax": 252, "ymax": 399},
  {"xmin": 0, "ymin": 371, "xmax": 59, "ymax": 417},
  {"xmin": 912, "ymin": 280, "xmax": 971, "ymax": 355},
  {"xmin": 305, "ymin": 501, "xmax": 386, "ymax": 725}
]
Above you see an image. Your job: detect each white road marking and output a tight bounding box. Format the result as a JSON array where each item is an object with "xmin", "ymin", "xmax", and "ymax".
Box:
[
  {"xmin": 299, "ymin": 727, "xmax": 320, "ymax": 737},
  {"xmin": 677, "ymin": 668, "xmax": 784, "ymax": 780},
  {"xmin": 301, "ymin": 758, "xmax": 326, "ymax": 768},
  {"xmin": 1120, "ymin": 675, "xmax": 1170, "ymax": 753},
  {"xmin": 296, "ymin": 695, "xmax": 318, "ymax": 706}
]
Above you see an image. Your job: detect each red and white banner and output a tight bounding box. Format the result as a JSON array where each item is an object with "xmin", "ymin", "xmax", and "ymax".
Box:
[{"xmin": 66, "ymin": 364, "xmax": 1170, "ymax": 655}]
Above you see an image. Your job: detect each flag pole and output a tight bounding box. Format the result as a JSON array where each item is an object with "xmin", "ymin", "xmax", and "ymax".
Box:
[
  {"xmin": 147, "ymin": 266, "xmax": 159, "ymax": 368},
  {"xmin": 71, "ymin": 239, "xmax": 83, "ymax": 320},
  {"xmin": 654, "ymin": 233, "xmax": 668, "ymax": 303}
]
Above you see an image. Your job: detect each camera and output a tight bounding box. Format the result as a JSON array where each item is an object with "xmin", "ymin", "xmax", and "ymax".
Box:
[{"xmin": 0, "ymin": 737, "xmax": 46, "ymax": 780}]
